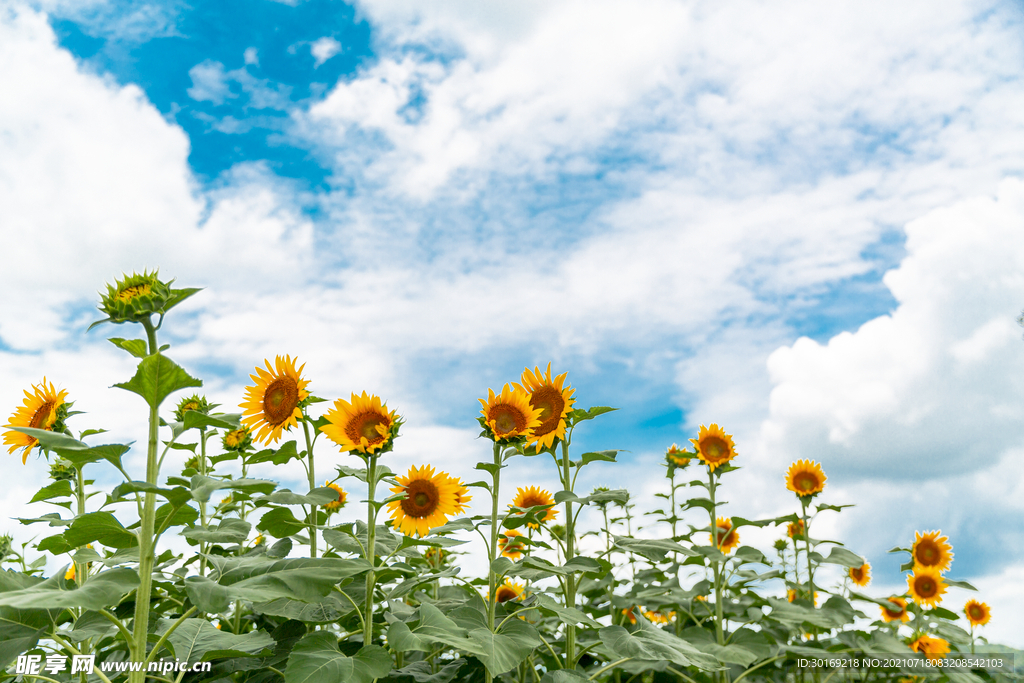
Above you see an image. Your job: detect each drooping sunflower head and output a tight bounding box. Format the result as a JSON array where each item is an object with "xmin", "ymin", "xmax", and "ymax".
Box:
[
  {"xmin": 387, "ymin": 465, "xmax": 460, "ymax": 537},
  {"xmin": 909, "ymin": 634, "xmax": 950, "ymax": 663},
  {"xmin": 95, "ymin": 270, "xmax": 198, "ymax": 327},
  {"xmin": 321, "ymin": 391, "xmax": 401, "ymax": 455},
  {"xmin": 499, "ymin": 529, "xmax": 527, "ymax": 559},
  {"xmin": 964, "ymin": 599, "xmax": 991, "ymax": 627},
  {"xmin": 493, "ymin": 580, "xmax": 525, "ymax": 604},
  {"xmin": 49, "ymin": 461, "xmax": 75, "ymax": 482},
  {"xmin": 174, "ymin": 394, "xmax": 213, "ymax": 423},
  {"xmin": 665, "ymin": 443, "xmax": 692, "ymax": 471},
  {"xmin": 880, "ymin": 596, "xmax": 910, "ymax": 623},
  {"xmin": 711, "ymin": 517, "xmax": 740, "ymax": 554},
  {"xmin": 323, "ymin": 482, "xmax": 347, "ymax": 513},
  {"xmin": 510, "ymin": 486, "xmax": 557, "ymax": 529},
  {"xmin": 517, "ymin": 364, "xmax": 575, "ymax": 452},
  {"xmin": 849, "ymin": 562, "xmax": 871, "ymax": 587},
  {"xmin": 548, "ymin": 524, "xmax": 566, "ymax": 540},
  {"xmin": 478, "ymin": 384, "xmax": 542, "ymax": 444},
  {"xmin": 240, "ymin": 355, "xmax": 311, "ymax": 444},
  {"xmin": 222, "ymin": 426, "xmax": 253, "ymax": 452},
  {"xmin": 4, "ymin": 378, "xmax": 70, "ymax": 464},
  {"xmin": 785, "ymin": 460, "xmax": 827, "ymax": 498},
  {"xmin": 689, "ymin": 424, "xmax": 737, "ymax": 472},
  {"xmin": 449, "ymin": 476, "xmax": 472, "ymax": 515},
  {"xmin": 787, "ymin": 519, "xmax": 805, "ymax": 539},
  {"xmin": 907, "ymin": 567, "xmax": 947, "ymax": 607},
  {"xmin": 912, "ymin": 530, "xmax": 954, "ymax": 573}
]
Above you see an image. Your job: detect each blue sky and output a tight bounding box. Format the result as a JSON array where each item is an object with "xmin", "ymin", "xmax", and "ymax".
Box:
[{"xmin": 3, "ymin": 0, "xmax": 1024, "ymax": 645}]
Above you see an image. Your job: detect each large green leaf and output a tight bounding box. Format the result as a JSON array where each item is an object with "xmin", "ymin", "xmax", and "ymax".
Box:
[
  {"xmin": 818, "ymin": 546, "xmax": 865, "ymax": 568},
  {"xmin": 191, "ymin": 475, "xmax": 277, "ymax": 502},
  {"xmin": 257, "ymin": 507, "xmax": 305, "ymax": 538},
  {"xmin": 253, "ymin": 593, "xmax": 353, "ymax": 623},
  {"xmin": 254, "ymin": 488, "xmax": 338, "ymax": 506},
  {"xmin": 182, "ymin": 411, "xmax": 241, "ymax": 432},
  {"xmin": 63, "ymin": 511, "xmax": 138, "ymax": 549},
  {"xmin": 114, "ymin": 353, "xmax": 202, "ymax": 408},
  {"xmin": 0, "ymin": 571, "xmax": 59, "ymax": 668},
  {"xmin": 525, "ymin": 593, "xmax": 602, "ymax": 628},
  {"xmin": 540, "ymin": 672, "xmax": 589, "ymax": 683},
  {"xmin": 0, "ymin": 567, "xmax": 139, "ymax": 610},
  {"xmin": 29, "ymin": 479, "xmax": 73, "ymax": 504},
  {"xmin": 600, "ymin": 619, "xmax": 720, "ymax": 671},
  {"xmin": 182, "ymin": 518, "xmax": 252, "ymax": 544},
  {"xmin": 464, "ymin": 617, "xmax": 540, "ymax": 676},
  {"xmin": 679, "ymin": 626, "xmax": 769, "ymax": 666},
  {"xmin": 613, "ymin": 535, "xmax": 696, "ymax": 561},
  {"xmin": 164, "ymin": 618, "xmax": 275, "ymax": 664},
  {"xmin": 386, "ymin": 659, "xmax": 467, "ymax": 682},
  {"xmin": 283, "ymin": 633, "xmax": 391, "ymax": 683},
  {"xmin": 387, "ymin": 603, "xmax": 482, "ymax": 655}
]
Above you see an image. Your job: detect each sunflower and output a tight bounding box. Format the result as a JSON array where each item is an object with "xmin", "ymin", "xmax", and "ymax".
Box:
[
  {"xmin": 665, "ymin": 444, "xmax": 691, "ymax": 469},
  {"xmin": 644, "ymin": 609, "xmax": 674, "ymax": 624},
  {"xmin": 849, "ymin": 562, "xmax": 871, "ymax": 587},
  {"xmin": 240, "ymin": 356, "xmax": 310, "ymax": 444},
  {"xmin": 622, "ymin": 607, "xmax": 638, "ymax": 625},
  {"xmin": 785, "ymin": 460, "xmax": 826, "ymax": 497},
  {"xmin": 907, "ymin": 567, "xmax": 947, "ymax": 607},
  {"xmin": 510, "ymin": 486, "xmax": 558, "ymax": 528},
  {"xmin": 478, "ymin": 384, "xmax": 542, "ymax": 443},
  {"xmin": 787, "ymin": 519, "xmax": 805, "ymax": 539},
  {"xmin": 387, "ymin": 465, "xmax": 460, "ymax": 537},
  {"xmin": 518, "ymin": 364, "xmax": 575, "ymax": 451},
  {"xmin": 251, "ymin": 534, "xmax": 265, "ymax": 547},
  {"xmin": 64, "ymin": 564, "xmax": 76, "ymax": 581},
  {"xmin": 964, "ymin": 599, "xmax": 991, "ymax": 627},
  {"xmin": 909, "ymin": 634, "xmax": 949, "ymax": 663},
  {"xmin": 222, "ymin": 426, "xmax": 252, "ymax": 452},
  {"xmin": 493, "ymin": 580, "xmax": 525, "ymax": 603},
  {"xmin": 321, "ymin": 391, "xmax": 400, "ymax": 455},
  {"xmin": 174, "ymin": 394, "xmax": 212, "ymax": 423},
  {"xmin": 4, "ymin": 378, "xmax": 69, "ymax": 464},
  {"xmin": 710, "ymin": 517, "xmax": 740, "ymax": 554},
  {"xmin": 912, "ymin": 530, "xmax": 953, "ymax": 573},
  {"xmin": 499, "ymin": 529, "xmax": 527, "ymax": 559},
  {"xmin": 450, "ymin": 476, "xmax": 472, "ymax": 515},
  {"xmin": 787, "ymin": 589, "xmax": 818, "ymax": 606},
  {"xmin": 689, "ymin": 424, "xmax": 737, "ymax": 472},
  {"xmin": 323, "ymin": 482, "xmax": 347, "ymax": 512}
]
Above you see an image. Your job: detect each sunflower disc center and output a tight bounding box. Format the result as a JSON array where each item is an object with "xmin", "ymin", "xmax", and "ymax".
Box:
[
  {"xmin": 263, "ymin": 377, "xmax": 299, "ymax": 425},
  {"xmin": 401, "ymin": 479, "xmax": 440, "ymax": 518},
  {"xmin": 491, "ymin": 405, "xmax": 526, "ymax": 436},
  {"xmin": 29, "ymin": 401, "xmax": 55, "ymax": 430},
  {"xmin": 701, "ymin": 437, "xmax": 728, "ymax": 460},
  {"xmin": 530, "ymin": 387, "xmax": 564, "ymax": 436},
  {"xmin": 348, "ymin": 412, "xmax": 388, "ymax": 445}
]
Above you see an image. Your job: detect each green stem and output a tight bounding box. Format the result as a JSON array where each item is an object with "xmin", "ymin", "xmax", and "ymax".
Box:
[
  {"xmin": 708, "ymin": 469, "xmax": 725, "ymax": 648},
  {"xmin": 485, "ymin": 442, "xmax": 502, "ymax": 683},
  {"xmin": 199, "ymin": 429, "xmax": 209, "ymax": 576},
  {"xmin": 129, "ymin": 318, "xmax": 161, "ymax": 683},
  {"xmin": 560, "ymin": 439, "xmax": 577, "ymax": 670},
  {"xmin": 364, "ymin": 453, "xmax": 379, "ymax": 646},
  {"xmin": 303, "ymin": 420, "xmax": 317, "ymax": 558}
]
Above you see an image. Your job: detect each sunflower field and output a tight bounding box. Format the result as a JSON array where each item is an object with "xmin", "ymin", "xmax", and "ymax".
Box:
[{"xmin": 0, "ymin": 272, "xmax": 1017, "ymax": 683}]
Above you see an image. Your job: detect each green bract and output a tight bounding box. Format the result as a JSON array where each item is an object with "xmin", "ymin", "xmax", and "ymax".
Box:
[{"xmin": 91, "ymin": 269, "xmax": 200, "ymax": 328}]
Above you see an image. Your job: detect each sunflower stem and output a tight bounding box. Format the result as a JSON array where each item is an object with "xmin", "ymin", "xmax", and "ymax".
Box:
[
  {"xmin": 199, "ymin": 428, "xmax": 209, "ymax": 576},
  {"xmin": 302, "ymin": 420, "xmax": 317, "ymax": 558},
  {"xmin": 485, "ymin": 441, "xmax": 502, "ymax": 683},
  {"xmin": 800, "ymin": 497, "xmax": 817, "ymax": 641},
  {"xmin": 364, "ymin": 453, "xmax": 379, "ymax": 647},
  {"xmin": 708, "ymin": 469, "xmax": 726, "ymax": 655},
  {"xmin": 559, "ymin": 439, "xmax": 578, "ymax": 670},
  {"xmin": 129, "ymin": 317, "xmax": 161, "ymax": 683}
]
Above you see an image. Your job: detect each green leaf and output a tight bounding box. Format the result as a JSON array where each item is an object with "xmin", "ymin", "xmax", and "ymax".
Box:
[
  {"xmin": 683, "ymin": 497, "xmax": 716, "ymax": 512},
  {"xmin": 613, "ymin": 535, "xmax": 696, "ymax": 561},
  {"xmin": 570, "ymin": 406, "xmax": 617, "ymax": 423},
  {"xmin": 600, "ymin": 619, "xmax": 719, "ymax": 671},
  {"xmin": 0, "ymin": 572, "xmax": 59, "ymax": 668},
  {"xmin": 191, "ymin": 475, "xmax": 277, "ymax": 502},
  {"xmin": 257, "ymin": 507, "xmax": 305, "ymax": 538},
  {"xmin": 466, "ymin": 618, "xmax": 543, "ymax": 676},
  {"xmin": 154, "ymin": 502, "xmax": 199, "ymax": 531},
  {"xmin": 387, "ymin": 603, "xmax": 481, "ymax": 655},
  {"xmin": 182, "ymin": 411, "xmax": 241, "ymax": 432},
  {"xmin": 0, "ymin": 567, "xmax": 139, "ymax": 610},
  {"xmin": 579, "ymin": 450, "xmax": 618, "ymax": 466},
  {"xmin": 110, "ymin": 481, "xmax": 191, "ymax": 506},
  {"xmin": 554, "ymin": 488, "xmax": 629, "ymax": 506},
  {"xmin": 7, "ymin": 427, "xmax": 87, "ymax": 451},
  {"xmin": 114, "ymin": 353, "xmax": 202, "ymax": 409},
  {"xmin": 164, "ymin": 618, "xmax": 275, "ymax": 664},
  {"xmin": 944, "ymin": 578, "xmax": 978, "ymax": 591},
  {"xmin": 248, "ymin": 440, "xmax": 302, "ymax": 466},
  {"xmin": 254, "ymin": 488, "xmax": 338, "ymax": 506},
  {"xmin": 540, "ymin": 672, "xmax": 589, "ymax": 683},
  {"xmin": 252, "ymin": 593, "xmax": 352, "ymax": 623},
  {"xmin": 283, "ymin": 633, "xmax": 391, "ymax": 683},
  {"xmin": 29, "ymin": 480, "xmax": 73, "ymax": 504},
  {"xmin": 182, "ymin": 518, "xmax": 252, "ymax": 544},
  {"xmin": 818, "ymin": 546, "xmax": 864, "ymax": 568},
  {"xmin": 108, "ymin": 337, "xmax": 148, "ymax": 358},
  {"xmin": 388, "ymin": 660, "xmax": 467, "ymax": 683},
  {"xmin": 64, "ymin": 511, "xmax": 138, "ymax": 549},
  {"xmin": 526, "ymin": 593, "xmax": 602, "ymax": 628}
]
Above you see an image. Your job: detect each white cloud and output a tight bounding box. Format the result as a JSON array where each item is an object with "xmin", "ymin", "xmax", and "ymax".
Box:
[
  {"xmin": 187, "ymin": 60, "xmax": 230, "ymax": 104},
  {"xmin": 310, "ymin": 37, "xmax": 340, "ymax": 67}
]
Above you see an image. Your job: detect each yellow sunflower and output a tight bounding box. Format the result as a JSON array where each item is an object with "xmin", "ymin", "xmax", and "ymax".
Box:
[
  {"xmin": 239, "ymin": 356, "xmax": 310, "ymax": 444},
  {"xmin": 492, "ymin": 580, "xmax": 525, "ymax": 603},
  {"xmin": 518, "ymin": 364, "xmax": 575, "ymax": 451},
  {"xmin": 912, "ymin": 530, "xmax": 954, "ymax": 573},
  {"xmin": 323, "ymin": 482, "xmax": 347, "ymax": 512},
  {"xmin": 478, "ymin": 384, "xmax": 542, "ymax": 443},
  {"xmin": 689, "ymin": 424, "xmax": 737, "ymax": 472},
  {"xmin": 622, "ymin": 607, "xmax": 638, "ymax": 625},
  {"xmin": 907, "ymin": 567, "xmax": 947, "ymax": 607},
  {"xmin": 785, "ymin": 460, "xmax": 826, "ymax": 497},
  {"xmin": 710, "ymin": 517, "xmax": 740, "ymax": 554},
  {"xmin": 387, "ymin": 465, "xmax": 459, "ymax": 537},
  {"xmin": 222, "ymin": 426, "xmax": 252, "ymax": 452},
  {"xmin": 665, "ymin": 443, "xmax": 691, "ymax": 468},
  {"xmin": 909, "ymin": 634, "xmax": 949, "ymax": 663},
  {"xmin": 320, "ymin": 391, "xmax": 400, "ymax": 455},
  {"xmin": 64, "ymin": 564, "xmax": 76, "ymax": 581},
  {"xmin": 510, "ymin": 486, "xmax": 558, "ymax": 529},
  {"xmin": 644, "ymin": 609, "xmax": 674, "ymax": 624},
  {"xmin": 499, "ymin": 529, "xmax": 527, "ymax": 559},
  {"xmin": 849, "ymin": 562, "xmax": 871, "ymax": 587},
  {"xmin": 964, "ymin": 599, "xmax": 991, "ymax": 627},
  {"xmin": 449, "ymin": 476, "xmax": 472, "ymax": 515},
  {"xmin": 4, "ymin": 378, "xmax": 69, "ymax": 464},
  {"xmin": 787, "ymin": 519, "xmax": 805, "ymax": 539}
]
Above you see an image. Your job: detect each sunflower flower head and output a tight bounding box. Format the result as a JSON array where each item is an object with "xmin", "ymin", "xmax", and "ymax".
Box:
[
  {"xmin": 478, "ymin": 384, "xmax": 542, "ymax": 444},
  {"xmin": 222, "ymin": 426, "xmax": 253, "ymax": 452},
  {"xmin": 622, "ymin": 607, "xmax": 639, "ymax": 625},
  {"xmin": 907, "ymin": 567, "xmax": 947, "ymax": 608},
  {"xmin": 323, "ymin": 481, "xmax": 347, "ymax": 512},
  {"xmin": 449, "ymin": 476, "xmax": 472, "ymax": 515},
  {"xmin": 321, "ymin": 391, "xmax": 401, "ymax": 455},
  {"xmin": 424, "ymin": 547, "xmax": 448, "ymax": 566},
  {"xmin": 95, "ymin": 270, "xmax": 198, "ymax": 327},
  {"xmin": 517, "ymin": 364, "xmax": 575, "ymax": 452},
  {"xmin": 773, "ymin": 538, "xmax": 789, "ymax": 552},
  {"xmin": 492, "ymin": 580, "xmax": 525, "ymax": 604},
  {"xmin": 880, "ymin": 596, "xmax": 910, "ymax": 623},
  {"xmin": 387, "ymin": 464, "xmax": 460, "ymax": 537},
  {"xmin": 849, "ymin": 562, "xmax": 871, "ymax": 587},
  {"xmin": 644, "ymin": 609, "xmax": 674, "ymax": 624},
  {"xmin": 239, "ymin": 355, "xmax": 311, "ymax": 445},
  {"xmin": 912, "ymin": 530, "xmax": 954, "ymax": 573},
  {"xmin": 499, "ymin": 529, "xmax": 527, "ymax": 559},
  {"xmin": 510, "ymin": 486, "xmax": 557, "ymax": 529},
  {"xmin": 964, "ymin": 599, "xmax": 991, "ymax": 627},
  {"xmin": 665, "ymin": 443, "xmax": 692, "ymax": 471},
  {"xmin": 711, "ymin": 517, "xmax": 740, "ymax": 554},
  {"xmin": 909, "ymin": 634, "xmax": 950, "ymax": 663},
  {"xmin": 787, "ymin": 519, "xmax": 806, "ymax": 539},
  {"xmin": 4, "ymin": 378, "xmax": 70, "ymax": 464},
  {"xmin": 785, "ymin": 460, "xmax": 826, "ymax": 498},
  {"xmin": 251, "ymin": 534, "xmax": 266, "ymax": 547},
  {"xmin": 174, "ymin": 394, "xmax": 213, "ymax": 423},
  {"xmin": 787, "ymin": 589, "xmax": 818, "ymax": 606},
  {"xmin": 0, "ymin": 534, "xmax": 13, "ymax": 560},
  {"xmin": 689, "ymin": 424, "xmax": 737, "ymax": 472},
  {"xmin": 549, "ymin": 524, "xmax": 566, "ymax": 540},
  {"xmin": 64, "ymin": 564, "xmax": 76, "ymax": 582},
  {"xmin": 49, "ymin": 461, "xmax": 75, "ymax": 482}
]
